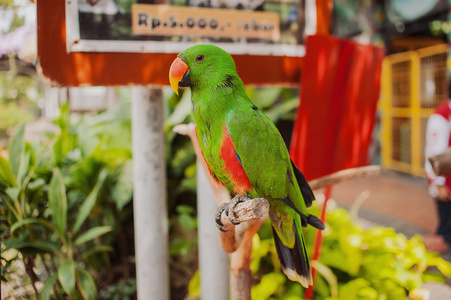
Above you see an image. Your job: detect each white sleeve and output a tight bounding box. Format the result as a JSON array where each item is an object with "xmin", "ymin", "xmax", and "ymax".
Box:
[{"xmin": 425, "ymin": 114, "xmax": 449, "ymax": 185}]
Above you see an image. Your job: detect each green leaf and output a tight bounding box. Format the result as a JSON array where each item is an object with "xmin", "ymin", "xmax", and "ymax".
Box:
[
  {"xmin": 0, "ymin": 156, "xmax": 16, "ymax": 187},
  {"xmin": 5, "ymin": 187, "xmax": 20, "ymax": 201},
  {"xmin": 10, "ymin": 218, "xmax": 60, "ymax": 237},
  {"xmin": 3, "ymin": 238, "xmax": 63, "ymax": 257},
  {"xmin": 58, "ymin": 260, "xmax": 76, "ymax": 296},
  {"xmin": 312, "ymin": 260, "xmax": 338, "ymax": 299},
  {"xmin": 338, "ymin": 278, "xmax": 372, "ymax": 300},
  {"xmin": 428, "ymin": 256, "xmax": 451, "ymax": 277},
  {"xmin": 40, "ymin": 273, "xmax": 58, "ymax": 300},
  {"xmin": 76, "ymin": 269, "xmax": 97, "ymax": 300},
  {"xmin": 251, "ymin": 272, "xmax": 286, "ymax": 300},
  {"xmin": 72, "ymin": 169, "xmax": 108, "ymax": 235},
  {"xmin": 111, "ymin": 161, "xmax": 133, "ymax": 211},
  {"xmin": 48, "ymin": 168, "xmax": 67, "ymax": 236},
  {"xmin": 82, "ymin": 245, "xmax": 114, "ymax": 261},
  {"xmin": 9, "ymin": 122, "xmax": 25, "ymax": 182},
  {"xmin": 74, "ymin": 226, "xmax": 112, "ymax": 246},
  {"xmin": 187, "ymin": 270, "xmax": 200, "ymax": 297},
  {"xmin": 10, "ymin": 218, "xmax": 39, "ymax": 234}
]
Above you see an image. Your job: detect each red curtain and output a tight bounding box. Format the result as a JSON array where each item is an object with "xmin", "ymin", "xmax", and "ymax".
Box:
[{"xmin": 289, "ymin": 35, "xmax": 385, "ymax": 181}]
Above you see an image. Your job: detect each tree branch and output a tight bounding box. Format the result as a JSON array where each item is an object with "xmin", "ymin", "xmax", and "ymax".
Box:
[
  {"xmin": 309, "ymin": 165, "xmax": 381, "ymax": 190},
  {"xmin": 217, "ymin": 197, "xmax": 269, "ymax": 253}
]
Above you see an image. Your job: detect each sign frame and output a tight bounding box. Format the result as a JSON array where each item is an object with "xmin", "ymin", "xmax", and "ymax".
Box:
[
  {"xmin": 37, "ymin": 0, "xmax": 304, "ymax": 87},
  {"xmin": 65, "ymin": 0, "xmax": 306, "ymax": 57}
]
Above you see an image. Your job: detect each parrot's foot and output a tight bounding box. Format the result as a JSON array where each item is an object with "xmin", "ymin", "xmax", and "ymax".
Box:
[
  {"xmin": 215, "ymin": 202, "xmax": 230, "ymax": 232},
  {"xmin": 215, "ymin": 195, "xmax": 252, "ymax": 232},
  {"xmin": 228, "ymin": 195, "xmax": 252, "ymax": 224}
]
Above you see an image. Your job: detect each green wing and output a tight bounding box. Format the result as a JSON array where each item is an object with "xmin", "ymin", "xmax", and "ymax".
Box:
[{"xmin": 226, "ymin": 101, "xmax": 307, "ymax": 214}]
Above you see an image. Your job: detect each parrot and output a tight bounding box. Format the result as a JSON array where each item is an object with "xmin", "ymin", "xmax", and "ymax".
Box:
[{"xmin": 168, "ymin": 44, "xmax": 324, "ymax": 288}]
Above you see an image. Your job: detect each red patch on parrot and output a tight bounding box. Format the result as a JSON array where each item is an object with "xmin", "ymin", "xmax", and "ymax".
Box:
[{"xmin": 220, "ymin": 126, "xmax": 253, "ymax": 194}]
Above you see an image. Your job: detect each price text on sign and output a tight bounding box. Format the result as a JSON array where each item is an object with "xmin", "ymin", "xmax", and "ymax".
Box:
[{"xmin": 131, "ymin": 4, "xmax": 280, "ymax": 41}]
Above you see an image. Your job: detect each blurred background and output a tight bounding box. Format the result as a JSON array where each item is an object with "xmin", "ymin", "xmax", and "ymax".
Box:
[{"xmin": 1, "ymin": 0, "xmax": 451, "ymax": 299}]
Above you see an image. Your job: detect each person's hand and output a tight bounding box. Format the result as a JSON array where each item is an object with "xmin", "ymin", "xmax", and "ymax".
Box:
[{"xmin": 437, "ymin": 185, "xmax": 450, "ymax": 201}]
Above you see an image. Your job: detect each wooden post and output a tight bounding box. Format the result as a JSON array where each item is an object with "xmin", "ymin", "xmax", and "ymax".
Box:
[
  {"xmin": 197, "ymin": 160, "xmax": 229, "ymax": 300},
  {"xmin": 132, "ymin": 87, "xmax": 169, "ymax": 300}
]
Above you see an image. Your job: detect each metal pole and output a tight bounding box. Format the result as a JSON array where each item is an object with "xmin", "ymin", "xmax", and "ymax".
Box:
[
  {"xmin": 132, "ymin": 87, "xmax": 169, "ymax": 300},
  {"xmin": 197, "ymin": 160, "xmax": 229, "ymax": 300}
]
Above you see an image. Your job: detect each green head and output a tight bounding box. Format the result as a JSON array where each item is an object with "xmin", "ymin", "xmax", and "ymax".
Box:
[{"xmin": 169, "ymin": 44, "xmax": 241, "ymax": 95}]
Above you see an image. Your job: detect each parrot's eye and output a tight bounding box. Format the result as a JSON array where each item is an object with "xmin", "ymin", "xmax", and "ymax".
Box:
[{"xmin": 196, "ymin": 55, "xmax": 205, "ymax": 62}]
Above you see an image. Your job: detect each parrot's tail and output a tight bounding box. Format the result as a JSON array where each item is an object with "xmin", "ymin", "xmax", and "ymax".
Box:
[{"xmin": 272, "ymin": 217, "xmax": 312, "ymax": 288}]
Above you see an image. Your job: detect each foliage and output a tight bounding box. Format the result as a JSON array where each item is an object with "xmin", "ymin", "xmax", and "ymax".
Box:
[
  {"xmin": 249, "ymin": 204, "xmax": 451, "ymax": 300},
  {"xmin": 99, "ymin": 278, "xmax": 137, "ymax": 300},
  {"xmin": 1, "ymin": 100, "xmax": 134, "ymax": 299},
  {"xmin": 0, "ymin": 70, "xmax": 41, "ymax": 140}
]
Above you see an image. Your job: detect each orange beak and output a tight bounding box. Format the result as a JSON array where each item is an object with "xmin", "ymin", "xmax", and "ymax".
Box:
[{"xmin": 169, "ymin": 57, "xmax": 189, "ymax": 95}]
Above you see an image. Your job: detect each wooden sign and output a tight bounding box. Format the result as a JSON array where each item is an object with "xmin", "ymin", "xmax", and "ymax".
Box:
[
  {"xmin": 37, "ymin": 0, "xmax": 303, "ymax": 87},
  {"xmin": 65, "ymin": 0, "xmax": 304, "ymax": 57},
  {"xmin": 132, "ymin": 4, "xmax": 280, "ymax": 41}
]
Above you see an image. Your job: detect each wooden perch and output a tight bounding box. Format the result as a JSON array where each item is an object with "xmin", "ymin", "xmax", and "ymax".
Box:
[
  {"xmin": 309, "ymin": 165, "xmax": 381, "ymax": 190},
  {"xmin": 429, "ymin": 148, "xmax": 451, "ymax": 177},
  {"xmin": 218, "ymin": 197, "xmax": 269, "ymax": 230},
  {"xmin": 217, "ymin": 197, "xmax": 269, "ymax": 253}
]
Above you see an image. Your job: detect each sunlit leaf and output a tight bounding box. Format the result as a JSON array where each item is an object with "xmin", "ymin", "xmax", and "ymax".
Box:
[
  {"xmin": 58, "ymin": 260, "xmax": 76, "ymax": 296},
  {"xmin": 48, "ymin": 168, "xmax": 67, "ymax": 236},
  {"xmin": 73, "ymin": 169, "xmax": 108, "ymax": 235},
  {"xmin": 4, "ymin": 238, "xmax": 62, "ymax": 257},
  {"xmin": 111, "ymin": 161, "xmax": 133, "ymax": 211},
  {"xmin": 10, "ymin": 218, "xmax": 38, "ymax": 234},
  {"xmin": 251, "ymin": 272, "xmax": 285, "ymax": 300},
  {"xmin": 9, "ymin": 122, "xmax": 25, "ymax": 182},
  {"xmin": 312, "ymin": 260, "xmax": 338, "ymax": 299},
  {"xmin": 338, "ymin": 278, "xmax": 372, "ymax": 300},
  {"xmin": 187, "ymin": 270, "xmax": 200, "ymax": 297},
  {"xmin": 0, "ymin": 156, "xmax": 16, "ymax": 187},
  {"xmin": 82, "ymin": 245, "xmax": 114, "ymax": 261},
  {"xmin": 428, "ymin": 256, "xmax": 451, "ymax": 277},
  {"xmin": 5, "ymin": 187, "xmax": 19, "ymax": 201},
  {"xmin": 76, "ymin": 269, "xmax": 97, "ymax": 300},
  {"xmin": 74, "ymin": 226, "xmax": 112, "ymax": 246},
  {"xmin": 39, "ymin": 273, "xmax": 58, "ymax": 300}
]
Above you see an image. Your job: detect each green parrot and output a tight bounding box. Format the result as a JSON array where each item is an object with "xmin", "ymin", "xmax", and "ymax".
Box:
[{"xmin": 169, "ymin": 44, "xmax": 324, "ymax": 287}]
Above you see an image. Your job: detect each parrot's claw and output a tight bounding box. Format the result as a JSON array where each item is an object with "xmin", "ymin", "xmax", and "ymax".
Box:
[
  {"xmin": 215, "ymin": 195, "xmax": 252, "ymax": 232},
  {"xmin": 229, "ymin": 219, "xmax": 240, "ymax": 226},
  {"xmin": 215, "ymin": 202, "xmax": 229, "ymax": 232}
]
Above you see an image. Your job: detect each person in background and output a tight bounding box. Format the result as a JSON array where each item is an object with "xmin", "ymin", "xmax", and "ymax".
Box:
[{"xmin": 423, "ymin": 84, "xmax": 451, "ymax": 253}]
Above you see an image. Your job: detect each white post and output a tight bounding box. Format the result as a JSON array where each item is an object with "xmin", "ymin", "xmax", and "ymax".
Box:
[
  {"xmin": 197, "ymin": 161, "xmax": 229, "ymax": 300},
  {"xmin": 132, "ymin": 87, "xmax": 169, "ymax": 300}
]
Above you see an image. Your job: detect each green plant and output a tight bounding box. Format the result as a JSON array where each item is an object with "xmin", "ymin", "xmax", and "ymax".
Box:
[
  {"xmin": 1, "ymin": 123, "xmax": 112, "ymax": 299},
  {"xmin": 99, "ymin": 278, "xmax": 137, "ymax": 300},
  {"xmin": 0, "ymin": 63, "xmax": 42, "ymax": 141},
  {"xmin": 1, "ymin": 99, "xmax": 135, "ymax": 299},
  {"xmin": 248, "ymin": 203, "xmax": 451, "ymax": 300}
]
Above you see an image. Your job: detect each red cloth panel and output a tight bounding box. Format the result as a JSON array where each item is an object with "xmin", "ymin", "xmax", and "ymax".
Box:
[{"xmin": 289, "ymin": 35, "xmax": 385, "ymax": 181}]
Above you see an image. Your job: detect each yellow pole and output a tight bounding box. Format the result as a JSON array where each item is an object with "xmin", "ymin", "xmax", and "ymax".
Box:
[
  {"xmin": 380, "ymin": 58, "xmax": 392, "ymax": 169},
  {"xmin": 410, "ymin": 52, "xmax": 422, "ymax": 176}
]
